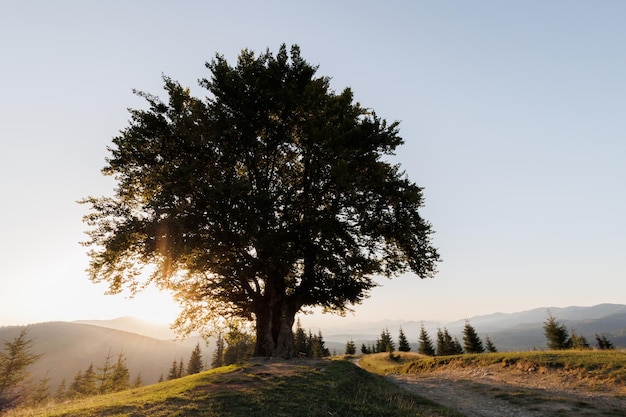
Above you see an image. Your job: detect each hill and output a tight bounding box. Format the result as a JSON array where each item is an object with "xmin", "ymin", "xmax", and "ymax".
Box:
[
  {"xmin": 0, "ymin": 322, "xmax": 196, "ymax": 390},
  {"xmin": 7, "ymin": 359, "xmax": 459, "ymax": 417}
]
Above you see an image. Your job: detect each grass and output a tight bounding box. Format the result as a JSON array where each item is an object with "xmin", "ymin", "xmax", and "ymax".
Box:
[
  {"xmin": 359, "ymin": 350, "xmax": 626, "ymax": 387},
  {"xmin": 7, "ymin": 360, "xmax": 462, "ymax": 417}
]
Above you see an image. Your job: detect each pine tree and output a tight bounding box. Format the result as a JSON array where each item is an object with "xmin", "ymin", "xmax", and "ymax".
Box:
[
  {"xmin": 484, "ymin": 336, "xmax": 498, "ymax": 353},
  {"xmin": 398, "ymin": 327, "xmax": 411, "ymax": 352},
  {"xmin": 293, "ymin": 319, "xmax": 308, "ymax": 356},
  {"xmin": 595, "ymin": 334, "xmax": 615, "ymax": 350},
  {"xmin": 69, "ymin": 370, "xmax": 83, "ymax": 398},
  {"xmin": 211, "ymin": 333, "xmax": 225, "ymax": 368},
  {"xmin": 186, "ymin": 343, "xmax": 204, "ymax": 375},
  {"xmin": 133, "ymin": 373, "xmax": 143, "ymax": 388},
  {"xmin": 345, "ymin": 340, "xmax": 357, "ymax": 355},
  {"xmin": 310, "ymin": 330, "xmax": 330, "ymax": 358},
  {"xmin": 570, "ymin": 330, "xmax": 590, "ymax": 350},
  {"xmin": 543, "ymin": 314, "xmax": 571, "ymax": 350},
  {"xmin": 452, "ymin": 337, "xmax": 464, "ymax": 355},
  {"xmin": 417, "ymin": 323, "xmax": 435, "ymax": 356},
  {"xmin": 167, "ymin": 360, "xmax": 179, "ymax": 380},
  {"xmin": 0, "ymin": 328, "xmax": 41, "ymax": 411},
  {"xmin": 54, "ymin": 379, "xmax": 67, "ymax": 401},
  {"xmin": 158, "ymin": 374, "xmax": 164, "ymax": 383},
  {"xmin": 360, "ymin": 343, "xmax": 369, "ymax": 354},
  {"xmin": 177, "ymin": 358, "xmax": 185, "ymax": 378},
  {"xmin": 82, "ymin": 363, "xmax": 98, "ymax": 396},
  {"xmin": 28, "ymin": 371, "xmax": 50, "ymax": 406},
  {"xmin": 377, "ymin": 328, "xmax": 395, "ymax": 353},
  {"xmin": 223, "ymin": 326, "xmax": 255, "ymax": 365},
  {"xmin": 97, "ymin": 350, "xmax": 114, "ymax": 394},
  {"xmin": 462, "ymin": 321, "xmax": 485, "ymax": 354},
  {"xmin": 110, "ymin": 352, "xmax": 130, "ymax": 392}
]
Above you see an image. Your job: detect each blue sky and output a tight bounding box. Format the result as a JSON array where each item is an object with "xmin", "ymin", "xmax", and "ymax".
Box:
[{"xmin": 1, "ymin": 1, "xmax": 625, "ymax": 328}]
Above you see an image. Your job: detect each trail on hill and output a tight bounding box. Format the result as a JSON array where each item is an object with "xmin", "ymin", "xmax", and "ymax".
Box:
[{"xmin": 386, "ymin": 365, "xmax": 626, "ymax": 417}]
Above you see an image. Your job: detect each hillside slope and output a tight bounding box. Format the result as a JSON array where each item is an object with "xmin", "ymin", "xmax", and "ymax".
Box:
[{"xmin": 0, "ymin": 322, "xmax": 196, "ymax": 389}]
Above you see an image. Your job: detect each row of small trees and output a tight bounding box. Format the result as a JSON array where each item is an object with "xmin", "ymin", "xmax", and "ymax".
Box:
[
  {"xmin": 543, "ymin": 314, "xmax": 615, "ymax": 350},
  {"xmin": 347, "ymin": 322, "xmax": 497, "ymax": 357}
]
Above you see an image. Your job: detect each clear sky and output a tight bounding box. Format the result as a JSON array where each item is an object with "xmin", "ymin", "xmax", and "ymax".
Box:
[{"xmin": 1, "ymin": 1, "xmax": 625, "ymax": 329}]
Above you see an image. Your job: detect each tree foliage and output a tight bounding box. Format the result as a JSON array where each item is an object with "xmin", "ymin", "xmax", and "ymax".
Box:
[
  {"xmin": 417, "ymin": 323, "xmax": 435, "ymax": 356},
  {"xmin": 595, "ymin": 334, "xmax": 614, "ymax": 350},
  {"xmin": 186, "ymin": 343, "xmax": 204, "ymax": 375},
  {"xmin": 436, "ymin": 328, "xmax": 463, "ymax": 356},
  {"xmin": 81, "ymin": 44, "xmax": 440, "ymax": 358},
  {"xmin": 345, "ymin": 340, "xmax": 357, "ymax": 355},
  {"xmin": 397, "ymin": 327, "xmax": 411, "ymax": 352},
  {"xmin": 0, "ymin": 328, "xmax": 41, "ymax": 411},
  {"xmin": 462, "ymin": 321, "xmax": 484, "ymax": 354},
  {"xmin": 543, "ymin": 314, "xmax": 571, "ymax": 350}
]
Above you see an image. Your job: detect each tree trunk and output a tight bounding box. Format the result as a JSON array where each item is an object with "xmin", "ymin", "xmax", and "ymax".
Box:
[{"xmin": 254, "ymin": 298, "xmax": 297, "ymax": 358}]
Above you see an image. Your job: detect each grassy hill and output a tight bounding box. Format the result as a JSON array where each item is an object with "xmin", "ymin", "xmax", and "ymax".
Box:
[
  {"xmin": 5, "ymin": 359, "xmax": 461, "ymax": 417},
  {"xmin": 360, "ymin": 350, "xmax": 626, "ymax": 388},
  {"xmin": 0, "ymin": 322, "xmax": 195, "ymax": 389}
]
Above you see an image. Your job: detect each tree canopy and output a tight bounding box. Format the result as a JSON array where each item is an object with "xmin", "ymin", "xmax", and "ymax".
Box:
[{"xmin": 82, "ymin": 44, "xmax": 440, "ymax": 357}]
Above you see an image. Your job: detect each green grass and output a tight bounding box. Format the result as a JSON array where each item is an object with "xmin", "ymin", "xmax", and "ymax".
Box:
[
  {"xmin": 8, "ymin": 360, "xmax": 462, "ymax": 417},
  {"xmin": 360, "ymin": 350, "xmax": 626, "ymax": 387}
]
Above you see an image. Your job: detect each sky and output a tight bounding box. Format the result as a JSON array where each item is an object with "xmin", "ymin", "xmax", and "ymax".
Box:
[{"xmin": 1, "ymin": 1, "xmax": 625, "ymax": 330}]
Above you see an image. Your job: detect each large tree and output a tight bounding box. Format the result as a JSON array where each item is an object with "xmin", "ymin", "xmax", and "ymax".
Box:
[{"xmin": 82, "ymin": 44, "xmax": 440, "ymax": 358}]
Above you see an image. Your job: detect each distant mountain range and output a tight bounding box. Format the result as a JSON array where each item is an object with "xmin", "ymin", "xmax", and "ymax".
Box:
[
  {"xmin": 2, "ymin": 304, "xmax": 624, "ymax": 392},
  {"xmin": 322, "ymin": 303, "xmax": 626, "ymax": 352}
]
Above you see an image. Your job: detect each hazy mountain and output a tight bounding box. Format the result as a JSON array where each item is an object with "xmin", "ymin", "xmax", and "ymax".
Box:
[
  {"xmin": 0, "ymin": 322, "xmax": 200, "ymax": 390},
  {"xmin": 74, "ymin": 316, "xmax": 179, "ymax": 341}
]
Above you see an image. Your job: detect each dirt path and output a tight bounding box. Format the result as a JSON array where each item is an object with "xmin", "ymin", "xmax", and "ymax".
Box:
[{"xmin": 387, "ymin": 366, "xmax": 626, "ymax": 417}]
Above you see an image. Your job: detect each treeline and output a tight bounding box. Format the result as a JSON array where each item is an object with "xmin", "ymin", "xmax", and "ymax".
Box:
[
  {"xmin": 348, "ymin": 322, "xmax": 498, "ymax": 357},
  {"xmin": 543, "ymin": 313, "xmax": 615, "ymax": 351},
  {"xmin": 350, "ymin": 315, "xmax": 617, "ymax": 357}
]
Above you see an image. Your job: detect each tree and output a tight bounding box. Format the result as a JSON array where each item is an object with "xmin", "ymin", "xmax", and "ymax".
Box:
[
  {"xmin": 167, "ymin": 360, "xmax": 179, "ymax": 380},
  {"xmin": 133, "ymin": 374, "xmax": 143, "ymax": 388},
  {"xmin": 110, "ymin": 352, "xmax": 130, "ymax": 392},
  {"xmin": 543, "ymin": 314, "xmax": 571, "ymax": 350},
  {"xmin": 81, "ymin": 44, "xmax": 440, "ymax": 358},
  {"xmin": 570, "ymin": 330, "xmax": 590, "ymax": 350},
  {"xmin": 484, "ymin": 336, "xmax": 498, "ymax": 353},
  {"xmin": 97, "ymin": 350, "xmax": 114, "ymax": 394},
  {"xmin": 398, "ymin": 327, "xmax": 411, "ymax": 352},
  {"xmin": 595, "ymin": 334, "xmax": 614, "ymax": 350},
  {"xmin": 462, "ymin": 321, "xmax": 484, "ymax": 354},
  {"xmin": 436, "ymin": 328, "xmax": 462, "ymax": 356},
  {"xmin": 293, "ymin": 319, "xmax": 308, "ymax": 356},
  {"xmin": 223, "ymin": 326, "xmax": 255, "ymax": 365},
  {"xmin": 187, "ymin": 343, "xmax": 204, "ymax": 375},
  {"xmin": 360, "ymin": 343, "xmax": 370, "ymax": 354},
  {"xmin": 0, "ymin": 328, "xmax": 41, "ymax": 411},
  {"xmin": 377, "ymin": 328, "xmax": 395, "ymax": 353},
  {"xmin": 417, "ymin": 324, "xmax": 435, "ymax": 356},
  {"xmin": 211, "ymin": 333, "xmax": 226, "ymax": 368},
  {"xmin": 81, "ymin": 363, "xmax": 98, "ymax": 396},
  {"xmin": 345, "ymin": 340, "xmax": 357, "ymax": 355}
]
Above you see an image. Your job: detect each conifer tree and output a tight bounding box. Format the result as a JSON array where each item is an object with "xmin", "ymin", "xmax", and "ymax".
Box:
[
  {"xmin": 97, "ymin": 350, "xmax": 114, "ymax": 394},
  {"xmin": 82, "ymin": 363, "xmax": 98, "ymax": 396},
  {"xmin": 310, "ymin": 330, "xmax": 330, "ymax": 358},
  {"xmin": 28, "ymin": 371, "xmax": 50, "ymax": 406},
  {"xmin": 293, "ymin": 319, "xmax": 308, "ymax": 356},
  {"xmin": 345, "ymin": 340, "xmax": 357, "ymax": 355},
  {"xmin": 177, "ymin": 358, "xmax": 185, "ymax": 378},
  {"xmin": 69, "ymin": 370, "xmax": 83, "ymax": 398},
  {"xmin": 110, "ymin": 352, "xmax": 130, "ymax": 392},
  {"xmin": 158, "ymin": 374, "xmax": 164, "ymax": 383},
  {"xmin": 570, "ymin": 330, "xmax": 590, "ymax": 350},
  {"xmin": 484, "ymin": 336, "xmax": 498, "ymax": 353},
  {"xmin": 377, "ymin": 328, "xmax": 395, "ymax": 353},
  {"xmin": 452, "ymin": 336, "xmax": 464, "ymax": 355},
  {"xmin": 55, "ymin": 379, "xmax": 67, "ymax": 401},
  {"xmin": 223, "ymin": 326, "xmax": 255, "ymax": 365},
  {"xmin": 398, "ymin": 327, "xmax": 411, "ymax": 352},
  {"xmin": 360, "ymin": 343, "xmax": 369, "ymax": 354},
  {"xmin": 595, "ymin": 334, "xmax": 615, "ymax": 350},
  {"xmin": 0, "ymin": 328, "xmax": 41, "ymax": 411},
  {"xmin": 187, "ymin": 343, "xmax": 204, "ymax": 375},
  {"xmin": 211, "ymin": 333, "xmax": 225, "ymax": 368},
  {"xmin": 543, "ymin": 314, "xmax": 571, "ymax": 350},
  {"xmin": 133, "ymin": 374, "xmax": 143, "ymax": 388},
  {"xmin": 462, "ymin": 321, "xmax": 484, "ymax": 354},
  {"xmin": 418, "ymin": 323, "xmax": 435, "ymax": 356},
  {"xmin": 167, "ymin": 360, "xmax": 179, "ymax": 380}
]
